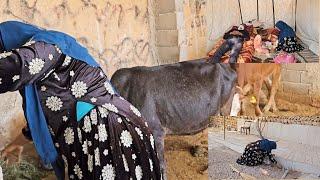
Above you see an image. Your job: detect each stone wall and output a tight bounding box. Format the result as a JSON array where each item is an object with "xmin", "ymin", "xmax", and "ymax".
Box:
[{"xmin": 278, "ymin": 64, "xmax": 320, "ymax": 106}]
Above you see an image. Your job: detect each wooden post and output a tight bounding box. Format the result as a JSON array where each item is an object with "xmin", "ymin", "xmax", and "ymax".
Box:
[
  {"xmin": 272, "ymin": 0, "xmax": 275, "ymax": 27},
  {"xmin": 224, "ymin": 116, "xmax": 226, "ymax": 140},
  {"xmin": 257, "ymin": 0, "xmax": 259, "ymax": 20},
  {"xmin": 238, "ymin": 0, "xmax": 244, "ymax": 24},
  {"xmin": 295, "ymin": 0, "xmax": 298, "ymax": 32}
]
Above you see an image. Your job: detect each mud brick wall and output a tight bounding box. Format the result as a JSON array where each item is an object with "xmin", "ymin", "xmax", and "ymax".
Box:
[
  {"xmin": 209, "ymin": 116, "xmax": 237, "ymax": 130},
  {"xmin": 278, "ymin": 64, "xmax": 320, "ymax": 106}
]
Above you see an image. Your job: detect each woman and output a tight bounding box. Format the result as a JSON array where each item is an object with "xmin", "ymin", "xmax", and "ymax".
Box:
[
  {"xmin": 275, "ymin": 21, "xmax": 304, "ymax": 53},
  {"xmin": 236, "ymin": 139, "xmax": 277, "ymax": 166},
  {"xmin": 0, "ymin": 21, "xmax": 161, "ymax": 180}
]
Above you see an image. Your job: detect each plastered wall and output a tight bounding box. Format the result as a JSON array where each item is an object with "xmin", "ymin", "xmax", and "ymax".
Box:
[
  {"xmin": 0, "ymin": 0, "xmax": 158, "ymax": 77},
  {"xmin": 178, "ymin": 0, "xmax": 208, "ymax": 60}
]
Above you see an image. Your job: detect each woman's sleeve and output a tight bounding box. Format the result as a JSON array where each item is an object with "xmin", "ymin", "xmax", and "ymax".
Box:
[
  {"xmin": 0, "ymin": 41, "xmax": 63, "ymax": 93},
  {"xmin": 267, "ymin": 152, "xmax": 277, "ymax": 164}
]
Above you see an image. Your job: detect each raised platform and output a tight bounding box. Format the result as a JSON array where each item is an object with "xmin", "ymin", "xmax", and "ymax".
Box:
[{"xmin": 209, "ymin": 129, "xmax": 320, "ymax": 176}]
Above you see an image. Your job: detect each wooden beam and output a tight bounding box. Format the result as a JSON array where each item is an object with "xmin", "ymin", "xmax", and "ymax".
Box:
[
  {"xmin": 238, "ymin": 0, "xmax": 244, "ymax": 24},
  {"xmin": 272, "ymin": 0, "xmax": 275, "ymax": 27},
  {"xmin": 257, "ymin": 0, "xmax": 259, "ymax": 20},
  {"xmin": 295, "ymin": 0, "xmax": 298, "ymax": 32}
]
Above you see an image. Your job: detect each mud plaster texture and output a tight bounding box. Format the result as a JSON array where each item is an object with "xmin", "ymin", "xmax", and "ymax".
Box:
[{"xmin": 178, "ymin": 0, "xmax": 208, "ymax": 61}]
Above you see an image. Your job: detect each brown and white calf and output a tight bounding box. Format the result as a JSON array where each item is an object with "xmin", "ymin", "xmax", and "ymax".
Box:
[{"xmin": 236, "ymin": 64, "xmax": 281, "ymax": 116}]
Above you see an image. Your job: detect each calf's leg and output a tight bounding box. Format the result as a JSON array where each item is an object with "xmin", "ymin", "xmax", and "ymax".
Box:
[
  {"xmin": 263, "ymin": 68, "xmax": 281, "ymax": 112},
  {"xmin": 253, "ymin": 79, "xmax": 264, "ymax": 116},
  {"xmin": 1, "ymin": 145, "xmax": 24, "ymax": 163}
]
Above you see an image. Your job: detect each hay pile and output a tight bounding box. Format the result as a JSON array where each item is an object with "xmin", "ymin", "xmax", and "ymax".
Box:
[{"xmin": 0, "ymin": 159, "xmax": 47, "ymax": 180}]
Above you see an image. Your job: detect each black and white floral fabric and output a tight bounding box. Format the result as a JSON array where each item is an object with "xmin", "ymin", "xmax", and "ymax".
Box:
[
  {"xmin": 0, "ymin": 41, "xmax": 161, "ymax": 180},
  {"xmin": 276, "ymin": 37, "xmax": 304, "ymax": 53}
]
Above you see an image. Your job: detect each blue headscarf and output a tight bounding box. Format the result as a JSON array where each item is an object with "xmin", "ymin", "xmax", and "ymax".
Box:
[
  {"xmin": 259, "ymin": 139, "xmax": 277, "ymax": 153},
  {"xmin": 275, "ymin": 21, "xmax": 296, "ymax": 44},
  {"xmin": 0, "ymin": 21, "xmax": 100, "ymax": 164}
]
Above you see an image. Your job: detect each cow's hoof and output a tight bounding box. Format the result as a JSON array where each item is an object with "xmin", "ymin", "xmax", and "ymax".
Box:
[
  {"xmin": 255, "ymin": 108, "xmax": 263, "ymax": 116},
  {"xmin": 262, "ymin": 109, "xmax": 270, "ymax": 113},
  {"xmin": 255, "ymin": 111, "xmax": 263, "ymax": 116},
  {"xmin": 271, "ymin": 106, "xmax": 279, "ymax": 112},
  {"xmin": 161, "ymin": 171, "xmax": 168, "ymax": 180},
  {"xmin": 262, "ymin": 105, "xmax": 271, "ymax": 113}
]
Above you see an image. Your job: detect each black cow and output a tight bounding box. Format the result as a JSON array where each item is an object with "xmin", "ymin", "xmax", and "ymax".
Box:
[{"xmin": 111, "ymin": 59, "xmax": 237, "ymax": 178}]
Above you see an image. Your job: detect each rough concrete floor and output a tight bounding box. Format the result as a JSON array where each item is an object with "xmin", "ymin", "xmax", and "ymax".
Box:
[{"xmin": 208, "ymin": 137, "xmax": 302, "ymax": 179}]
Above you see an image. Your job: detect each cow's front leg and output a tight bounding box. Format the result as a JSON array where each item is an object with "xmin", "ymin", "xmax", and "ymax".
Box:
[
  {"xmin": 156, "ymin": 133, "xmax": 166, "ymax": 180},
  {"xmin": 153, "ymin": 126, "xmax": 167, "ymax": 180}
]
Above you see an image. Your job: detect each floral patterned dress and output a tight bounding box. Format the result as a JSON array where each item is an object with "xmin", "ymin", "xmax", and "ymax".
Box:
[
  {"xmin": 0, "ymin": 41, "xmax": 161, "ymax": 180},
  {"xmin": 236, "ymin": 140, "xmax": 276, "ymax": 166}
]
